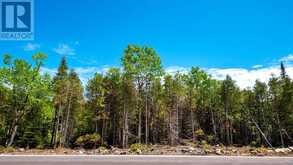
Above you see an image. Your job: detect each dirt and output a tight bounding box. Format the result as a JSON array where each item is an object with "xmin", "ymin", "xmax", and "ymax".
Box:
[{"xmin": 1, "ymin": 145, "xmax": 293, "ymax": 156}]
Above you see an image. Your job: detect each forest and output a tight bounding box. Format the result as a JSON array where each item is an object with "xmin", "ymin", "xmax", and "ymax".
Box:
[{"xmin": 0, "ymin": 44, "xmax": 292, "ymax": 150}]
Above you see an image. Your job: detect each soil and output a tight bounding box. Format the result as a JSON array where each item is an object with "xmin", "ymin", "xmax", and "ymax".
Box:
[{"xmin": 1, "ymin": 144, "xmax": 293, "ymax": 156}]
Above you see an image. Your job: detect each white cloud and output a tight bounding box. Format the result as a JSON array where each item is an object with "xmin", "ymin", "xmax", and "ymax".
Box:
[
  {"xmin": 40, "ymin": 67, "xmax": 57, "ymax": 77},
  {"xmin": 53, "ymin": 44, "xmax": 76, "ymax": 55},
  {"xmin": 207, "ymin": 67, "xmax": 282, "ymax": 89},
  {"xmin": 164, "ymin": 65, "xmax": 286, "ymax": 89},
  {"xmin": 74, "ymin": 67, "xmax": 111, "ymax": 85},
  {"xmin": 24, "ymin": 43, "xmax": 40, "ymax": 51},
  {"xmin": 279, "ymin": 54, "xmax": 293, "ymax": 62},
  {"xmin": 165, "ymin": 66, "xmax": 189, "ymax": 75},
  {"xmin": 252, "ymin": 65, "xmax": 263, "ymax": 69},
  {"xmin": 39, "ymin": 54, "xmax": 293, "ymax": 90},
  {"xmin": 41, "ymin": 65, "xmax": 287, "ymax": 89}
]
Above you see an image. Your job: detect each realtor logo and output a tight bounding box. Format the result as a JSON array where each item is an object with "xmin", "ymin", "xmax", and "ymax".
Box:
[{"xmin": 0, "ymin": 0, "xmax": 34, "ymax": 40}]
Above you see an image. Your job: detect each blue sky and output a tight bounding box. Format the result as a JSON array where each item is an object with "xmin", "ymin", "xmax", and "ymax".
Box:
[{"xmin": 1, "ymin": 0, "xmax": 293, "ymax": 88}]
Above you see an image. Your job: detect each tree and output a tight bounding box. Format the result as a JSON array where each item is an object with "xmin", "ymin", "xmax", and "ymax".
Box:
[
  {"xmin": 122, "ymin": 44, "xmax": 163, "ymax": 144},
  {"xmin": 62, "ymin": 70, "xmax": 84, "ymax": 147},
  {"xmin": 220, "ymin": 75, "xmax": 239, "ymax": 145},
  {"xmin": 121, "ymin": 74, "xmax": 136, "ymax": 148},
  {"xmin": 51, "ymin": 57, "xmax": 69, "ymax": 148},
  {"xmin": 163, "ymin": 73, "xmax": 184, "ymax": 145},
  {"xmin": 184, "ymin": 67, "xmax": 210, "ymax": 141},
  {"xmin": 86, "ymin": 73, "xmax": 106, "ymax": 138},
  {"xmin": 2, "ymin": 45, "xmax": 293, "ymax": 149},
  {"xmin": 0, "ymin": 53, "xmax": 51, "ymax": 147}
]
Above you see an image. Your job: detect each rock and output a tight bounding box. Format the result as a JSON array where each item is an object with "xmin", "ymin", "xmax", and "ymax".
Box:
[
  {"xmin": 275, "ymin": 148, "xmax": 291, "ymax": 153},
  {"xmin": 181, "ymin": 146, "xmax": 202, "ymax": 154},
  {"xmin": 100, "ymin": 150, "xmax": 110, "ymax": 155},
  {"xmin": 18, "ymin": 148, "xmax": 25, "ymax": 152},
  {"xmin": 63, "ymin": 151, "xmax": 68, "ymax": 154},
  {"xmin": 288, "ymin": 146, "xmax": 293, "ymax": 151},
  {"xmin": 119, "ymin": 151, "xmax": 127, "ymax": 155},
  {"xmin": 204, "ymin": 149, "xmax": 212, "ymax": 154},
  {"xmin": 181, "ymin": 148, "xmax": 190, "ymax": 153},
  {"xmin": 188, "ymin": 147, "xmax": 195, "ymax": 151},
  {"xmin": 86, "ymin": 151, "xmax": 94, "ymax": 154},
  {"xmin": 78, "ymin": 150, "xmax": 84, "ymax": 154},
  {"xmin": 215, "ymin": 148, "xmax": 222, "ymax": 155},
  {"xmin": 136, "ymin": 149, "xmax": 142, "ymax": 154},
  {"xmin": 250, "ymin": 150, "xmax": 258, "ymax": 155},
  {"xmin": 113, "ymin": 150, "xmax": 121, "ymax": 155},
  {"xmin": 256, "ymin": 152, "xmax": 266, "ymax": 156},
  {"xmin": 190, "ymin": 148, "xmax": 205, "ymax": 155},
  {"xmin": 223, "ymin": 150, "xmax": 232, "ymax": 155}
]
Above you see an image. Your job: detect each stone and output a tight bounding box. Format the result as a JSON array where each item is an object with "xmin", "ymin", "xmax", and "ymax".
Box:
[
  {"xmin": 136, "ymin": 149, "xmax": 142, "ymax": 154},
  {"xmin": 181, "ymin": 148, "xmax": 189, "ymax": 153},
  {"xmin": 215, "ymin": 148, "xmax": 222, "ymax": 155},
  {"xmin": 18, "ymin": 148, "xmax": 25, "ymax": 152},
  {"xmin": 256, "ymin": 153, "xmax": 266, "ymax": 156},
  {"xmin": 120, "ymin": 151, "xmax": 127, "ymax": 155},
  {"xmin": 250, "ymin": 150, "xmax": 258, "ymax": 155},
  {"xmin": 113, "ymin": 150, "xmax": 121, "ymax": 155},
  {"xmin": 275, "ymin": 148, "xmax": 290, "ymax": 153}
]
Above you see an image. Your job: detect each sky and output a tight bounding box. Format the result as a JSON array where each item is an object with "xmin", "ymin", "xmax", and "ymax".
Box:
[{"xmin": 1, "ymin": 0, "xmax": 293, "ymax": 88}]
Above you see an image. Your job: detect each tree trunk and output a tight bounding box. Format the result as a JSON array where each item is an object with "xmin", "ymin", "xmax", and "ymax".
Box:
[
  {"xmin": 122, "ymin": 102, "xmax": 128, "ymax": 148},
  {"xmin": 229, "ymin": 119, "xmax": 233, "ymax": 145},
  {"xmin": 63, "ymin": 92, "xmax": 72, "ymax": 147},
  {"xmin": 145, "ymin": 92, "xmax": 148, "ymax": 144},
  {"xmin": 210, "ymin": 109, "xmax": 218, "ymax": 142},
  {"xmin": 251, "ymin": 118, "xmax": 274, "ymax": 148},
  {"xmin": 138, "ymin": 103, "xmax": 142, "ymax": 143},
  {"xmin": 54, "ymin": 104, "xmax": 62, "ymax": 148},
  {"xmin": 7, "ymin": 124, "xmax": 18, "ymax": 147},
  {"xmin": 225, "ymin": 102, "xmax": 230, "ymax": 145},
  {"xmin": 277, "ymin": 114, "xmax": 285, "ymax": 147},
  {"xmin": 50, "ymin": 108, "xmax": 58, "ymax": 147}
]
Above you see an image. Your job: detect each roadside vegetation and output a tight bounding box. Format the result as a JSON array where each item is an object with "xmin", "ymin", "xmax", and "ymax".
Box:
[{"xmin": 0, "ymin": 44, "xmax": 293, "ymax": 155}]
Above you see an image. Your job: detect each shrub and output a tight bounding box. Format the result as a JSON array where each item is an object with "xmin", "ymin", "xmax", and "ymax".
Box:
[
  {"xmin": 201, "ymin": 140, "xmax": 211, "ymax": 151},
  {"xmin": 130, "ymin": 143, "xmax": 149, "ymax": 154},
  {"xmin": 207, "ymin": 135, "xmax": 215, "ymax": 144},
  {"xmin": 0, "ymin": 146, "xmax": 5, "ymax": 153},
  {"xmin": 195, "ymin": 128, "xmax": 205, "ymax": 140},
  {"xmin": 36, "ymin": 144, "xmax": 44, "ymax": 149},
  {"xmin": 250, "ymin": 141, "xmax": 257, "ymax": 147},
  {"xmin": 4, "ymin": 147, "xmax": 15, "ymax": 153},
  {"xmin": 75, "ymin": 133, "xmax": 101, "ymax": 149}
]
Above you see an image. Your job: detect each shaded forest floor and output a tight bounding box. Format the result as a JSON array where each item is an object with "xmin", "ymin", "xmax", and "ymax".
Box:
[{"xmin": 1, "ymin": 142, "xmax": 293, "ymax": 156}]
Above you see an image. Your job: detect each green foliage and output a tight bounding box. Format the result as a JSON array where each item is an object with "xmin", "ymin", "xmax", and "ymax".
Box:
[
  {"xmin": 75, "ymin": 133, "xmax": 101, "ymax": 149},
  {"xmin": 207, "ymin": 135, "xmax": 215, "ymax": 144},
  {"xmin": 250, "ymin": 141, "xmax": 257, "ymax": 147},
  {"xmin": 1, "ymin": 46, "xmax": 293, "ymax": 149},
  {"xmin": 0, "ymin": 146, "xmax": 5, "ymax": 153},
  {"xmin": 0, "ymin": 54, "xmax": 52, "ymax": 147},
  {"xmin": 129, "ymin": 143, "xmax": 150, "ymax": 154},
  {"xmin": 4, "ymin": 147, "xmax": 15, "ymax": 152},
  {"xmin": 201, "ymin": 140, "xmax": 211, "ymax": 151},
  {"xmin": 195, "ymin": 129, "xmax": 205, "ymax": 137}
]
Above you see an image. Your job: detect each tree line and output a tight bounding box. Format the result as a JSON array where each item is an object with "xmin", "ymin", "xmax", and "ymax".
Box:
[{"xmin": 0, "ymin": 45, "xmax": 292, "ymax": 149}]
